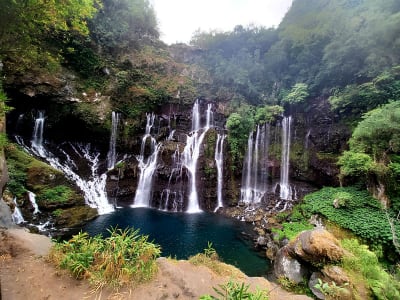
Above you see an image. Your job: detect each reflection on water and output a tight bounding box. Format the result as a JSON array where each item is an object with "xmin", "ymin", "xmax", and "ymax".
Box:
[{"xmin": 84, "ymin": 207, "xmax": 270, "ymax": 276}]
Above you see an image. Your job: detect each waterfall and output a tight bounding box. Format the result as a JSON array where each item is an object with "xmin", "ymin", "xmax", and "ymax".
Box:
[
  {"xmin": 16, "ymin": 114, "xmax": 114, "ymax": 215},
  {"xmin": 214, "ymin": 134, "xmax": 225, "ymax": 212},
  {"xmin": 279, "ymin": 116, "xmax": 292, "ymax": 200},
  {"xmin": 240, "ymin": 124, "xmax": 269, "ymax": 204},
  {"xmin": 133, "ymin": 113, "xmax": 161, "ymax": 207},
  {"xmin": 11, "ymin": 198, "xmax": 25, "ymax": 224},
  {"xmin": 160, "ymin": 145, "xmax": 184, "ymax": 211},
  {"xmin": 107, "ymin": 111, "xmax": 120, "ymax": 169},
  {"xmin": 31, "ymin": 110, "xmax": 46, "ymax": 157},
  {"xmin": 45, "ymin": 144, "xmax": 114, "ymax": 214},
  {"xmin": 28, "ymin": 191, "xmax": 40, "ymax": 214},
  {"xmin": 182, "ymin": 100, "xmax": 212, "ymax": 213}
]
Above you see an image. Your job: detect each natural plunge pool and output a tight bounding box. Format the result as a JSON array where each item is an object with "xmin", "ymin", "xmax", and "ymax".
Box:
[{"xmin": 83, "ymin": 207, "xmax": 270, "ymax": 276}]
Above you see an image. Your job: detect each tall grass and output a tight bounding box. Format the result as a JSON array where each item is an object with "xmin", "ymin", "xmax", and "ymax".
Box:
[
  {"xmin": 49, "ymin": 227, "xmax": 161, "ymax": 289},
  {"xmin": 341, "ymin": 239, "xmax": 400, "ymax": 300}
]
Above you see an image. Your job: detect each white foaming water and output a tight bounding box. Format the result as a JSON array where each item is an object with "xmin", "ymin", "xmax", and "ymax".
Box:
[
  {"xmin": 31, "ymin": 110, "xmax": 46, "ymax": 157},
  {"xmin": 11, "ymin": 198, "xmax": 25, "ymax": 224},
  {"xmin": 182, "ymin": 100, "xmax": 212, "ymax": 213},
  {"xmin": 45, "ymin": 144, "xmax": 114, "ymax": 215},
  {"xmin": 18, "ymin": 112, "xmax": 114, "ymax": 214},
  {"xmin": 133, "ymin": 113, "xmax": 161, "ymax": 207},
  {"xmin": 107, "ymin": 111, "xmax": 120, "ymax": 169},
  {"xmin": 279, "ymin": 116, "xmax": 292, "ymax": 200},
  {"xmin": 214, "ymin": 133, "xmax": 225, "ymax": 212},
  {"xmin": 240, "ymin": 124, "xmax": 269, "ymax": 204},
  {"xmin": 160, "ymin": 145, "xmax": 184, "ymax": 211},
  {"xmin": 28, "ymin": 191, "xmax": 40, "ymax": 214}
]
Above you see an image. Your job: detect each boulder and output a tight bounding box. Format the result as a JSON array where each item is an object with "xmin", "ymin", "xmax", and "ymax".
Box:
[
  {"xmin": 289, "ymin": 229, "xmax": 344, "ymax": 265},
  {"xmin": 308, "ymin": 272, "xmax": 326, "ymax": 300},
  {"xmin": 274, "ymin": 246, "xmax": 309, "ymax": 283},
  {"xmin": 321, "ymin": 265, "xmax": 350, "ymax": 286}
]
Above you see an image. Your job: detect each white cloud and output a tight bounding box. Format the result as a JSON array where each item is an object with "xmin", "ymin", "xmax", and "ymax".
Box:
[{"xmin": 151, "ymin": 0, "xmax": 293, "ymax": 44}]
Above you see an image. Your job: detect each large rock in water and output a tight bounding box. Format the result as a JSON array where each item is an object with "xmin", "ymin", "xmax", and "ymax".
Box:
[{"xmin": 288, "ymin": 228, "xmax": 345, "ymax": 265}]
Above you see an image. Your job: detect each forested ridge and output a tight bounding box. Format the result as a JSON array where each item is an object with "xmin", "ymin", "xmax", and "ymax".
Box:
[{"xmin": 1, "ymin": 0, "xmax": 400, "ymax": 298}]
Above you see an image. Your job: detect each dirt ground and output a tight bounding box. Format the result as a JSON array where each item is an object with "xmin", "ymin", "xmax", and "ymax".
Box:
[{"xmin": 0, "ymin": 228, "xmax": 312, "ymax": 300}]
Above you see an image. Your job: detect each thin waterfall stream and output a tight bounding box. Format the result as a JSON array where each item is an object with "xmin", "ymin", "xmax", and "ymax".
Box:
[
  {"xmin": 279, "ymin": 116, "xmax": 292, "ymax": 200},
  {"xmin": 133, "ymin": 113, "xmax": 161, "ymax": 207},
  {"xmin": 214, "ymin": 133, "xmax": 225, "ymax": 211}
]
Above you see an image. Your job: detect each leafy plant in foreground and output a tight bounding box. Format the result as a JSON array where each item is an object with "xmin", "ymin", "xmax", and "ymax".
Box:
[
  {"xmin": 200, "ymin": 279, "xmax": 269, "ymax": 300},
  {"xmin": 49, "ymin": 227, "xmax": 161, "ymax": 289}
]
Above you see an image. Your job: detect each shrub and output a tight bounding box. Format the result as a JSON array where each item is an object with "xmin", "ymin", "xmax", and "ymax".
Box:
[
  {"xmin": 271, "ymin": 221, "xmax": 313, "ymax": 242},
  {"xmin": 200, "ymin": 279, "xmax": 269, "ymax": 300},
  {"xmin": 301, "ymin": 187, "xmax": 399, "ymax": 248},
  {"xmin": 341, "ymin": 239, "xmax": 400, "ymax": 299},
  {"xmin": 49, "ymin": 227, "xmax": 161, "ymax": 289},
  {"xmin": 37, "ymin": 185, "xmax": 73, "ymax": 203}
]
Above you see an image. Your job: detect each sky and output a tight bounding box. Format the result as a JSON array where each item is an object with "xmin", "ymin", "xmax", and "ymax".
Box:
[{"xmin": 150, "ymin": 0, "xmax": 294, "ymax": 45}]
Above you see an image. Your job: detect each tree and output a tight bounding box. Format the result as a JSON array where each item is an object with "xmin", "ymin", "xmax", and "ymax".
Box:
[
  {"xmin": 0, "ymin": 0, "xmax": 98, "ymax": 71},
  {"xmin": 282, "ymin": 83, "xmax": 309, "ymax": 104},
  {"xmin": 89, "ymin": 0, "xmax": 159, "ymax": 54}
]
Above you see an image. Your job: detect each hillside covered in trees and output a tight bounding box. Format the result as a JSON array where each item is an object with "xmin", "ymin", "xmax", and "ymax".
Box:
[{"xmin": 1, "ymin": 0, "xmax": 400, "ymax": 299}]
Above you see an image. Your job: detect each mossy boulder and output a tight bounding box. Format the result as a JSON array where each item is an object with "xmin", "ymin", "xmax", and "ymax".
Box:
[
  {"xmin": 53, "ymin": 206, "xmax": 98, "ymax": 228},
  {"xmin": 288, "ymin": 228, "xmax": 345, "ymax": 266}
]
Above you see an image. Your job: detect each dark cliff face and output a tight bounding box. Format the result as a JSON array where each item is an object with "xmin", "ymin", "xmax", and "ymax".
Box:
[
  {"xmin": 103, "ymin": 98, "xmax": 347, "ymax": 211},
  {"xmin": 4, "ymin": 68, "xmax": 348, "ymax": 213}
]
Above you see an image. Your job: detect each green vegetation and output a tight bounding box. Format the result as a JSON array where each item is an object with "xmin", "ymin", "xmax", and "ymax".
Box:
[
  {"xmin": 5, "ymin": 144, "xmax": 81, "ymax": 208},
  {"xmin": 282, "ymin": 83, "xmax": 309, "ymax": 105},
  {"xmin": 302, "ymin": 187, "xmax": 400, "ymax": 249},
  {"xmin": 0, "ymin": 0, "xmax": 97, "ymax": 72},
  {"xmin": 314, "ymin": 278, "xmax": 349, "ymax": 300},
  {"xmin": 192, "ymin": 1, "xmax": 400, "ymax": 105},
  {"xmin": 341, "ymin": 239, "xmax": 400, "ymax": 299},
  {"xmin": 271, "ymin": 221, "xmax": 313, "ymax": 242},
  {"xmin": 37, "ymin": 186, "xmax": 73, "ymax": 204},
  {"xmin": 49, "ymin": 227, "xmax": 161, "ymax": 289},
  {"xmin": 329, "ymin": 66, "xmax": 400, "ymax": 118},
  {"xmin": 200, "ymin": 280, "xmax": 269, "ymax": 300}
]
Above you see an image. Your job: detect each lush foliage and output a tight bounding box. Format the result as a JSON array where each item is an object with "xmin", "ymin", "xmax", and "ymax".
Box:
[
  {"xmin": 338, "ymin": 102, "xmax": 400, "ymax": 199},
  {"xmin": 271, "ymin": 221, "xmax": 313, "ymax": 242},
  {"xmin": 338, "ymin": 151, "xmax": 374, "ymax": 177},
  {"xmin": 329, "ymin": 66, "xmax": 400, "ymax": 118},
  {"xmin": 302, "ymin": 187, "xmax": 400, "ymax": 249},
  {"xmin": 200, "ymin": 280, "xmax": 269, "ymax": 300},
  {"xmin": 282, "ymin": 83, "xmax": 309, "ymax": 105},
  {"xmin": 314, "ymin": 278, "xmax": 349, "ymax": 300},
  {"xmin": 192, "ymin": 1, "xmax": 400, "ymax": 105},
  {"xmin": 37, "ymin": 185, "xmax": 73, "ymax": 204},
  {"xmin": 349, "ymin": 101, "xmax": 400, "ymax": 157},
  {"xmin": 0, "ymin": 0, "xmax": 97, "ymax": 71},
  {"xmin": 341, "ymin": 239, "xmax": 400, "ymax": 299},
  {"xmin": 226, "ymin": 106, "xmax": 254, "ymax": 170},
  {"xmin": 49, "ymin": 227, "xmax": 161, "ymax": 289},
  {"xmin": 89, "ymin": 0, "xmax": 159, "ymax": 54}
]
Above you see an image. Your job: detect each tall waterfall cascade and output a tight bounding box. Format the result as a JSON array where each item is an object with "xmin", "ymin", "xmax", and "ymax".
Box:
[
  {"xmin": 31, "ymin": 110, "xmax": 46, "ymax": 157},
  {"xmin": 133, "ymin": 113, "xmax": 161, "ymax": 207},
  {"xmin": 214, "ymin": 134, "xmax": 226, "ymax": 211},
  {"xmin": 16, "ymin": 112, "xmax": 114, "ymax": 215},
  {"xmin": 107, "ymin": 111, "xmax": 120, "ymax": 169},
  {"xmin": 182, "ymin": 101, "xmax": 213, "ymax": 213},
  {"xmin": 160, "ymin": 145, "xmax": 184, "ymax": 211},
  {"xmin": 279, "ymin": 116, "xmax": 293, "ymax": 200},
  {"xmin": 160, "ymin": 101, "xmax": 214, "ymax": 213},
  {"xmin": 240, "ymin": 124, "xmax": 270, "ymax": 204}
]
